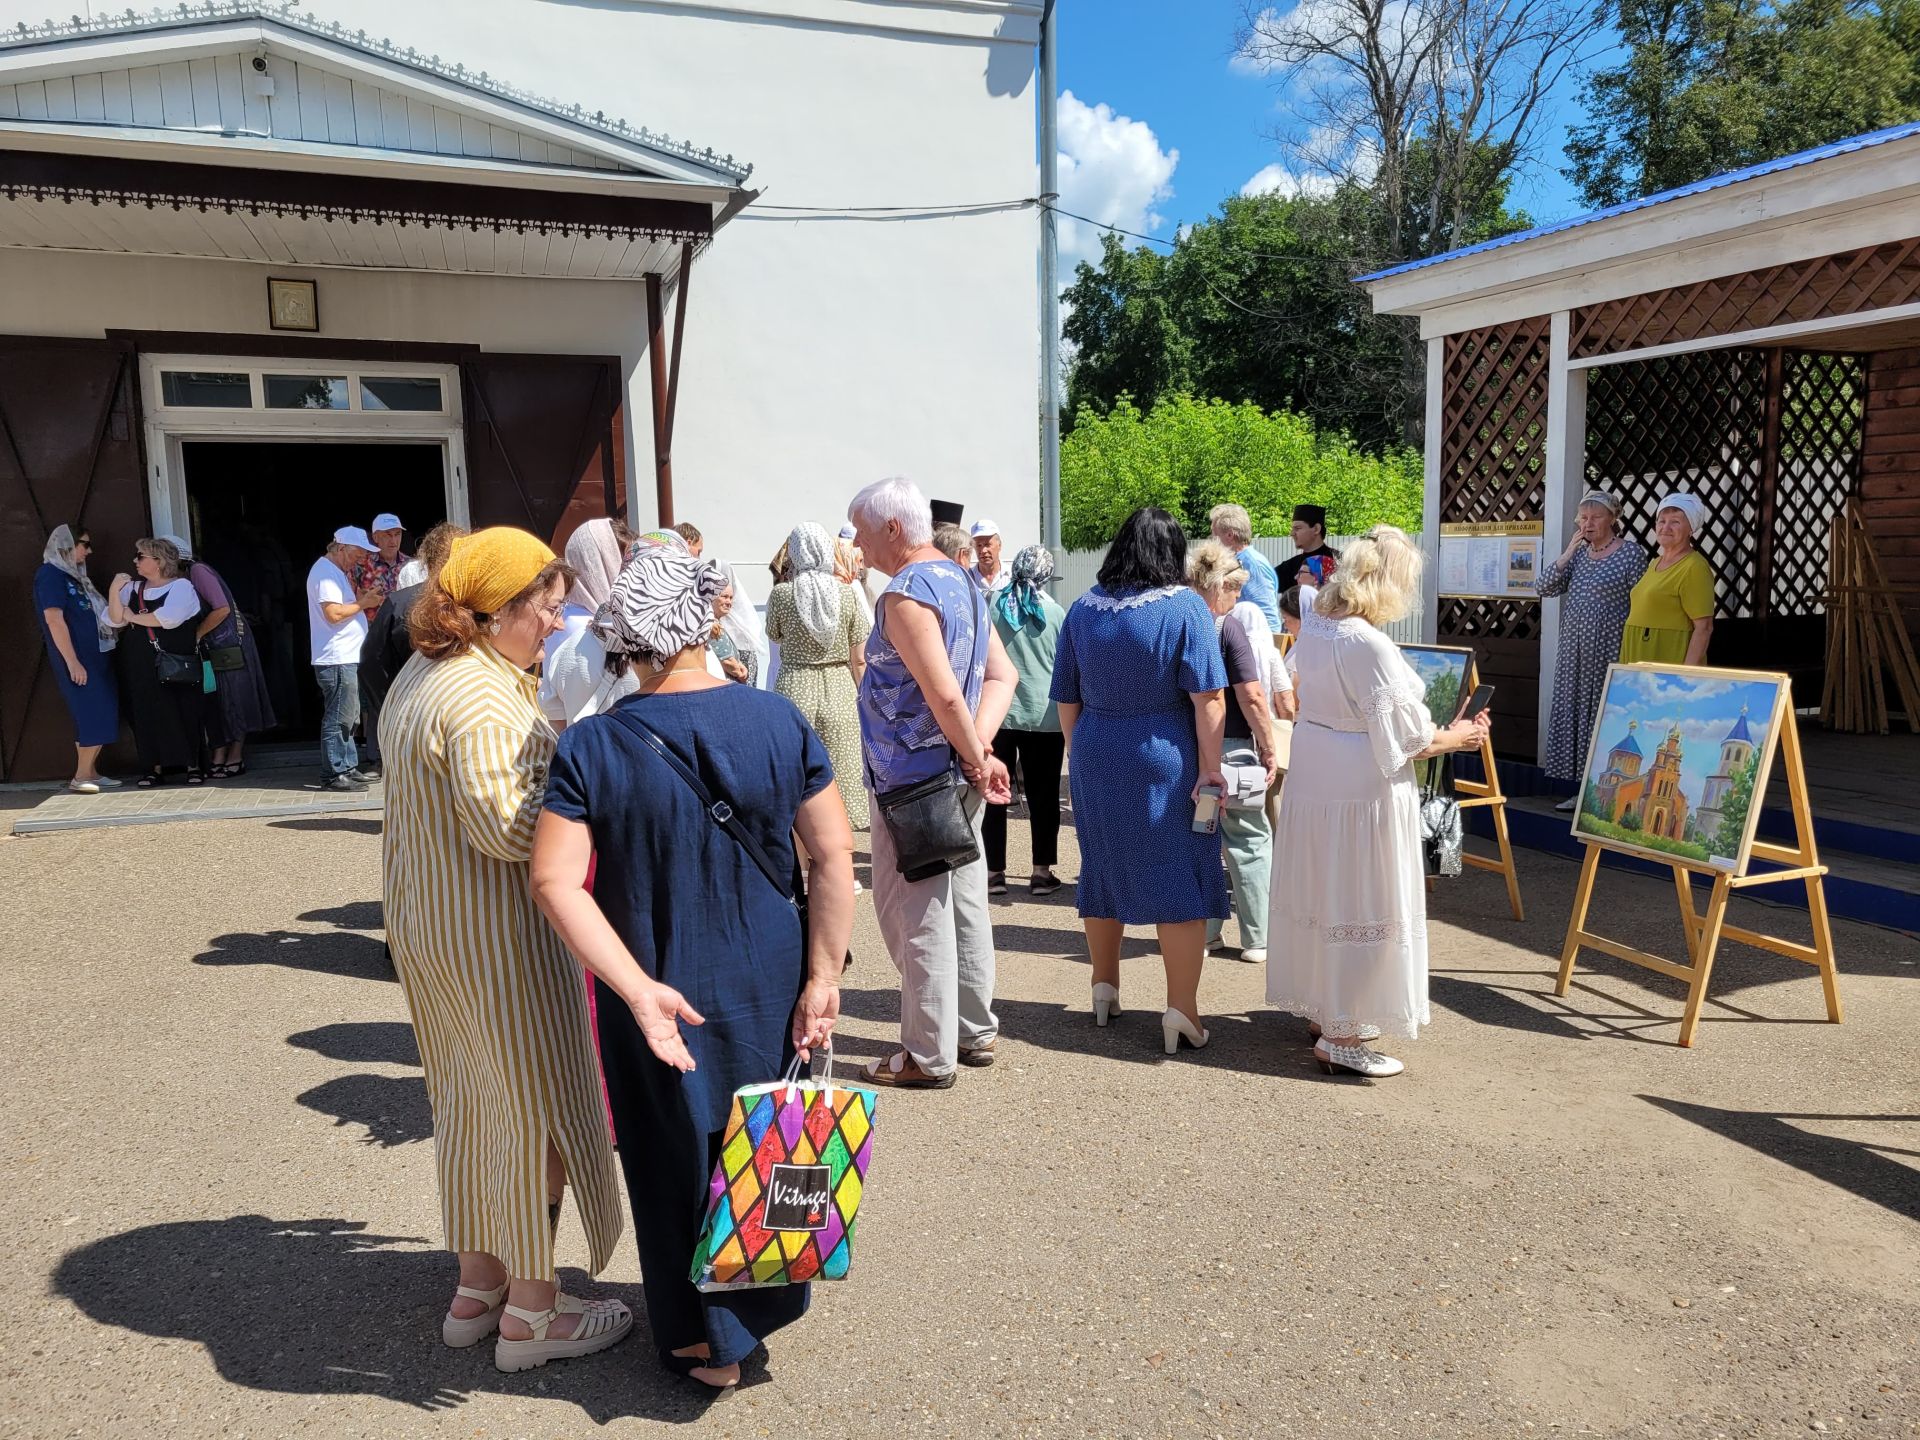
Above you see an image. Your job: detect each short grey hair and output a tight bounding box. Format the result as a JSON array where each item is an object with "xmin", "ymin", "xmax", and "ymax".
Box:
[
  {"xmin": 1208, "ymin": 503, "xmax": 1253, "ymax": 546},
  {"xmin": 848, "ymin": 476, "xmax": 933, "ymax": 548}
]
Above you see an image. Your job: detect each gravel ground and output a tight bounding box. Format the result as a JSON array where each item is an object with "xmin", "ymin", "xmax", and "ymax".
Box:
[{"xmin": 3, "ymin": 811, "xmax": 1916, "ymax": 1439}]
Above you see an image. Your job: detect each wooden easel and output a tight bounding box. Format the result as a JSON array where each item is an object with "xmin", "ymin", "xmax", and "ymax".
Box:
[
  {"xmin": 1452, "ymin": 659, "xmax": 1525, "ymax": 922},
  {"xmin": 1555, "ymin": 695, "xmax": 1842, "ymax": 1048}
]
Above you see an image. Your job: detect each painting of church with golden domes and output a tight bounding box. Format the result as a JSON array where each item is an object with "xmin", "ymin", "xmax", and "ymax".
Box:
[{"xmin": 1574, "ymin": 665, "xmax": 1789, "ymax": 871}]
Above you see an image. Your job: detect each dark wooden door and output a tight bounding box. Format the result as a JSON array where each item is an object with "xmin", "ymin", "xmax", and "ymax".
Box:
[
  {"xmin": 0, "ymin": 338, "xmax": 146, "ymax": 782},
  {"xmin": 460, "ymin": 354, "xmax": 624, "ymax": 552}
]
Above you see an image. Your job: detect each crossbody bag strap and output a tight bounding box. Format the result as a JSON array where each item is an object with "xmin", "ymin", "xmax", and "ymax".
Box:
[{"xmin": 604, "ymin": 704, "xmax": 796, "ymax": 905}]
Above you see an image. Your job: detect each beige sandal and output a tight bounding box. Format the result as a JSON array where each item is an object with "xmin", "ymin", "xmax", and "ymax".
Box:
[
  {"xmin": 442, "ymin": 1279, "xmax": 508, "ymax": 1348},
  {"xmin": 493, "ymin": 1293, "xmax": 633, "ymax": 1373}
]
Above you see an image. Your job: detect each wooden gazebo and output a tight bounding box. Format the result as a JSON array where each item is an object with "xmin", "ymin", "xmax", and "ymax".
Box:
[{"xmin": 1360, "ymin": 122, "xmax": 1920, "ymax": 761}]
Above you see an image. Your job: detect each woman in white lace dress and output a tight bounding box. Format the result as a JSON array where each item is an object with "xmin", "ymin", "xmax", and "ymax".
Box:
[{"xmin": 1265, "ymin": 526, "xmax": 1491, "ymax": 1078}]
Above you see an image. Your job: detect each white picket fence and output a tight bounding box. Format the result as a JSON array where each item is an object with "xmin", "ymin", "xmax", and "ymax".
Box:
[{"xmin": 1053, "ymin": 533, "xmax": 1427, "ymax": 644}]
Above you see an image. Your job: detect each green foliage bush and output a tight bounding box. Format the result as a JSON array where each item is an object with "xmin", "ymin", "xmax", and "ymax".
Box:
[{"xmin": 1060, "ymin": 393, "xmax": 1424, "ymax": 552}]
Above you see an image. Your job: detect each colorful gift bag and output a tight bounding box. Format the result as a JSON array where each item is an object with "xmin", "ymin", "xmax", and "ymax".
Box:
[{"xmin": 691, "ymin": 1045, "xmax": 877, "ymax": 1293}]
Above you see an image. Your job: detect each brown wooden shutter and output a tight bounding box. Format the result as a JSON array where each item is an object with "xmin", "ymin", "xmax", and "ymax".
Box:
[
  {"xmin": 0, "ymin": 337, "xmax": 146, "ymax": 782},
  {"xmin": 459, "ymin": 354, "xmax": 624, "ymax": 552}
]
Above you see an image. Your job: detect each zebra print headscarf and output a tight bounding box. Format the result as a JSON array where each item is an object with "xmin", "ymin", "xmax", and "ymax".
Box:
[{"xmin": 592, "ymin": 542, "xmax": 730, "ymax": 673}]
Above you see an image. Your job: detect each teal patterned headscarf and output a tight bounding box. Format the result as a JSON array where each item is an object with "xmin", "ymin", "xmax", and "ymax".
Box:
[{"xmin": 996, "ymin": 544, "xmax": 1055, "ymax": 629}]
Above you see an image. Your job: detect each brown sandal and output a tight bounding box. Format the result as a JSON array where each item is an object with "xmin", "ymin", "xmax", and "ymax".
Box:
[{"xmin": 861, "ymin": 1052, "xmax": 955, "ymax": 1089}]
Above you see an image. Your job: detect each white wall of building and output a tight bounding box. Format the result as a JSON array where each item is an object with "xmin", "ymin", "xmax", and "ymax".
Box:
[{"xmin": 0, "ymin": 0, "xmax": 1044, "ymax": 567}]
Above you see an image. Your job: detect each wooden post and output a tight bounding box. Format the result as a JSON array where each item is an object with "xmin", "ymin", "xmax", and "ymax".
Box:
[{"xmin": 644, "ymin": 270, "xmax": 673, "ymax": 529}]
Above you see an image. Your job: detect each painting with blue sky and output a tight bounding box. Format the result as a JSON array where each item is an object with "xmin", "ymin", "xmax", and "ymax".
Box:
[
  {"xmin": 1400, "ymin": 645, "xmax": 1474, "ymax": 729},
  {"xmin": 1574, "ymin": 666, "xmax": 1788, "ymax": 872}
]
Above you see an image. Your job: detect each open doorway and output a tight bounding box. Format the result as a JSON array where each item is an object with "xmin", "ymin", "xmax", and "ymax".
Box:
[{"xmin": 181, "ymin": 440, "xmax": 448, "ymax": 737}]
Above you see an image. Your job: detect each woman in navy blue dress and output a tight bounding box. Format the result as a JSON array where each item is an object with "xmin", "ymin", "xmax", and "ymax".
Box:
[
  {"xmin": 1052, "ymin": 507, "xmax": 1229, "ymax": 1056},
  {"xmin": 532, "ymin": 543, "xmax": 855, "ymax": 1395},
  {"xmin": 33, "ymin": 525, "xmax": 121, "ymax": 793}
]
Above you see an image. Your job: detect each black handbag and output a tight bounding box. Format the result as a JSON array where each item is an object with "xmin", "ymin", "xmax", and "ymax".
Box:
[
  {"xmin": 870, "ymin": 579, "xmax": 986, "ymax": 882},
  {"xmin": 875, "ymin": 768, "xmax": 979, "ymax": 881},
  {"xmin": 153, "ymin": 647, "xmax": 201, "ymax": 687},
  {"xmin": 1419, "ymin": 755, "xmax": 1463, "ymax": 878},
  {"xmin": 606, "ymin": 706, "xmax": 852, "ymax": 972}
]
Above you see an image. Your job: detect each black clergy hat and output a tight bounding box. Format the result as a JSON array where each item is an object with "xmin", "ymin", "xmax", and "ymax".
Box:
[
  {"xmin": 930, "ymin": 499, "xmax": 965, "ymax": 526},
  {"xmin": 1293, "ymin": 503, "xmax": 1328, "ymax": 528}
]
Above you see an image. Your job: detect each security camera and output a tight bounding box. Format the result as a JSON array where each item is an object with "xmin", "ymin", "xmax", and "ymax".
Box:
[{"xmin": 251, "ymin": 54, "xmax": 269, "ymax": 73}]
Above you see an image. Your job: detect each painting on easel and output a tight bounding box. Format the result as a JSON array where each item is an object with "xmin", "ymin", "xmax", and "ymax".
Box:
[
  {"xmin": 1400, "ymin": 644, "xmax": 1475, "ymax": 728},
  {"xmin": 1573, "ymin": 664, "xmax": 1790, "ymax": 874}
]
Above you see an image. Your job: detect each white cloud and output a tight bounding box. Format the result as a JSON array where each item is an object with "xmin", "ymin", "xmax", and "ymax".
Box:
[
  {"xmin": 1240, "ymin": 162, "xmax": 1333, "ymax": 199},
  {"xmin": 1054, "ymin": 90, "xmax": 1179, "ymax": 271}
]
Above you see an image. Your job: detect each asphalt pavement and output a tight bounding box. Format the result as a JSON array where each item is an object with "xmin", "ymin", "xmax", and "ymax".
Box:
[{"xmin": 4, "ymin": 810, "xmax": 1917, "ymax": 1438}]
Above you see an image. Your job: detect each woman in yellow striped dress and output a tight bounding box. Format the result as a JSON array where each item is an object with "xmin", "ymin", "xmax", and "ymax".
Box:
[{"xmin": 381, "ymin": 526, "xmax": 631, "ymax": 1373}]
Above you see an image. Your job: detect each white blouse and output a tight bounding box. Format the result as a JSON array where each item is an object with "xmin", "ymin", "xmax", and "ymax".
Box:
[{"xmin": 116, "ymin": 578, "xmax": 198, "ymax": 629}]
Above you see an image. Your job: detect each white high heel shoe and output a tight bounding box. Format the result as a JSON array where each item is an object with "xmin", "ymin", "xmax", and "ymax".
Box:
[
  {"xmin": 1092, "ymin": 982, "xmax": 1122, "ymax": 1027},
  {"xmin": 1161, "ymin": 1008, "xmax": 1209, "ymax": 1054}
]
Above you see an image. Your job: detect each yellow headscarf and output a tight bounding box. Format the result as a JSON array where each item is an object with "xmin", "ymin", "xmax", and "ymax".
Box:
[{"xmin": 438, "ymin": 527, "xmax": 556, "ymax": 617}]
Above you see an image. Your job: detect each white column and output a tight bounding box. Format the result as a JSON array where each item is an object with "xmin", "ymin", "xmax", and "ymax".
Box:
[
  {"xmin": 1421, "ymin": 334, "xmax": 1444, "ymax": 644},
  {"xmin": 1537, "ymin": 310, "xmax": 1587, "ymax": 766}
]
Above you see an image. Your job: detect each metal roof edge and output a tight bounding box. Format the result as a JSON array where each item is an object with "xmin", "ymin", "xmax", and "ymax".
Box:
[
  {"xmin": 1356, "ymin": 119, "xmax": 1920, "ymax": 287},
  {"xmin": 0, "ymin": 1, "xmax": 757, "ymax": 185}
]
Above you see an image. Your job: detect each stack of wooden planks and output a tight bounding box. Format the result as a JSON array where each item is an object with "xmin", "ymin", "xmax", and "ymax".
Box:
[{"xmin": 1824, "ymin": 498, "xmax": 1920, "ymax": 733}]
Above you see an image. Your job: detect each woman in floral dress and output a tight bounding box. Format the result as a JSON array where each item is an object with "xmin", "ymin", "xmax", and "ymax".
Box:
[{"xmin": 1536, "ymin": 490, "xmax": 1647, "ymax": 808}]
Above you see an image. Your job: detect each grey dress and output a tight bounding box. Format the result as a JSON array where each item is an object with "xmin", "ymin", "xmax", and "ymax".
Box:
[{"xmin": 1536, "ymin": 542, "xmax": 1648, "ymax": 780}]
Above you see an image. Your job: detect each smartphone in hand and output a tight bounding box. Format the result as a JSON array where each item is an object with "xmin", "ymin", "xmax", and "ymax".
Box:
[
  {"xmin": 1457, "ymin": 683, "xmax": 1495, "ymax": 722},
  {"xmin": 1192, "ymin": 784, "xmax": 1223, "ymax": 835}
]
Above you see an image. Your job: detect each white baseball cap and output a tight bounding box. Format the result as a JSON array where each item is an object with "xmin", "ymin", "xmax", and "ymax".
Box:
[
  {"xmin": 970, "ymin": 518, "xmax": 1000, "ymax": 539},
  {"xmin": 333, "ymin": 525, "xmax": 375, "ymax": 551},
  {"xmin": 838, "ymin": 523, "xmax": 857, "ymax": 540},
  {"xmin": 370, "ymin": 512, "xmax": 403, "ymax": 533}
]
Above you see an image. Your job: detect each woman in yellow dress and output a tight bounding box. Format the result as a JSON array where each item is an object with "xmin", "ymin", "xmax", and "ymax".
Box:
[
  {"xmin": 381, "ymin": 526, "xmax": 630, "ymax": 1373},
  {"xmin": 1620, "ymin": 491, "xmax": 1716, "ymax": 666}
]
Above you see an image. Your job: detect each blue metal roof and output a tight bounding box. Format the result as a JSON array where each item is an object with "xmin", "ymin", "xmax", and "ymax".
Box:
[{"xmin": 1356, "ymin": 119, "xmax": 1920, "ymax": 285}]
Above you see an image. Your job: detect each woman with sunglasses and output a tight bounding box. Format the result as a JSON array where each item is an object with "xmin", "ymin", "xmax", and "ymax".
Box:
[
  {"xmin": 106, "ymin": 536, "xmax": 210, "ymax": 788},
  {"xmin": 34, "ymin": 524, "xmax": 123, "ymax": 794}
]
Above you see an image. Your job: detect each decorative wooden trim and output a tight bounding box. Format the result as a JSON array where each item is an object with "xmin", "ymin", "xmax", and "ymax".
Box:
[
  {"xmin": 1570, "ymin": 239, "xmax": 1920, "ymax": 359},
  {"xmin": 0, "ymin": 148, "xmax": 714, "ymax": 242}
]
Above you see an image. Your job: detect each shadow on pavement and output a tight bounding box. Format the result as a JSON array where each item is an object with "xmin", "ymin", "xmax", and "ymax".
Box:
[
  {"xmin": 269, "ymin": 816, "xmax": 382, "ymax": 835},
  {"xmin": 296, "ymin": 1073, "xmax": 431, "ymax": 1147},
  {"xmin": 288, "ymin": 1021, "xmax": 419, "ymax": 1067},
  {"xmin": 50, "ymin": 1216, "xmax": 718, "ymax": 1422},
  {"xmin": 298, "ymin": 900, "xmax": 384, "ymax": 930},
  {"xmin": 1641, "ymin": 1096, "xmax": 1920, "ymax": 1224},
  {"xmin": 194, "ymin": 929, "xmax": 395, "ymax": 983}
]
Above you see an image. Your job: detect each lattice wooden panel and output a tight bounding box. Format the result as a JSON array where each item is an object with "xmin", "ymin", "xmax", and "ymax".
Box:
[
  {"xmin": 1586, "ymin": 350, "xmax": 1769, "ymax": 617},
  {"xmin": 1440, "ymin": 317, "xmax": 1551, "ymax": 529},
  {"xmin": 1775, "ymin": 352, "xmax": 1867, "ymax": 617},
  {"xmin": 1570, "ymin": 238, "xmax": 1920, "ymax": 359},
  {"xmin": 1435, "ymin": 597, "xmax": 1543, "ymax": 644}
]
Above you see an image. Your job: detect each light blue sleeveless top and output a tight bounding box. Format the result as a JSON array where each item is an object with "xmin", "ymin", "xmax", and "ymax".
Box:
[{"xmin": 858, "ymin": 559, "xmax": 987, "ymax": 791}]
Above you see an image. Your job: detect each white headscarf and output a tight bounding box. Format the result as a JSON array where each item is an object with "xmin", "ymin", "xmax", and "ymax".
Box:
[
  {"xmin": 43, "ymin": 525, "xmax": 118, "ymax": 648},
  {"xmin": 563, "ymin": 518, "xmax": 625, "ymax": 613},
  {"xmin": 786, "ymin": 521, "xmax": 841, "ymax": 646},
  {"xmin": 1655, "ymin": 491, "xmax": 1708, "ymax": 536}
]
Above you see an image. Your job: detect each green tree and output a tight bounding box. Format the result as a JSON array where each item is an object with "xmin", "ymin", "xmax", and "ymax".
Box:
[
  {"xmin": 1710, "ymin": 753, "xmax": 1760, "ymax": 857},
  {"xmin": 1062, "ymin": 169, "xmax": 1529, "ymax": 449},
  {"xmin": 1566, "ymin": 0, "xmax": 1920, "ymax": 209},
  {"xmin": 1059, "ymin": 393, "xmax": 1423, "ymax": 551}
]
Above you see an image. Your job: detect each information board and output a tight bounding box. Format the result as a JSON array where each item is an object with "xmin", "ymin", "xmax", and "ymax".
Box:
[{"xmin": 1438, "ymin": 521, "xmax": 1545, "ymax": 598}]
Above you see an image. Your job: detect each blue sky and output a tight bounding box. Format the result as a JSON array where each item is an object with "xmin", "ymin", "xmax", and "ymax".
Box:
[{"xmin": 1053, "ymin": 0, "xmax": 1592, "ymax": 269}]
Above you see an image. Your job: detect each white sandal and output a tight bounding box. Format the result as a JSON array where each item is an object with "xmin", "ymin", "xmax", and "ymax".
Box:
[
  {"xmin": 441, "ymin": 1280, "xmax": 508, "ymax": 1348},
  {"xmin": 493, "ymin": 1293, "xmax": 633, "ymax": 1373}
]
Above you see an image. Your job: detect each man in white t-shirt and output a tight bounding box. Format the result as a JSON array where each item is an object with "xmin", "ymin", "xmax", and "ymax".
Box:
[
  {"xmin": 308, "ymin": 526, "xmax": 379, "ymax": 791},
  {"xmin": 970, "ymin": 518, "xmax": 1007, "ymax": 595}
]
